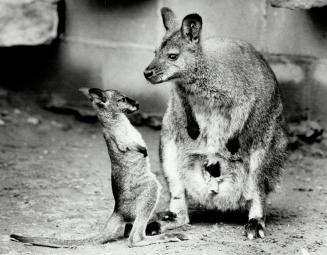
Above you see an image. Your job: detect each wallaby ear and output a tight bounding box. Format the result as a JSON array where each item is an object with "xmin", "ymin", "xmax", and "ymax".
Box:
[
  {"xmin": 88, "ymin": 88, "xmax": 107, "ymax": 102},
  {"xmin": 161, "ymin": 7, "xmax": 178, "ymax": 31},
  {"xmin": 80, "ymin": 87, "xmax": 107, "ymax": 108},
  {"xmin": 79, "ymin": 87, "xmax": 91, "ymax": 99},
  {"xmin": 181, "ymin": 13, "xmax": 202, "ymax": 43}
]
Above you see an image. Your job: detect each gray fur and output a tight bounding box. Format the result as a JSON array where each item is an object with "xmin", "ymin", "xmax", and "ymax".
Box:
[
  {"xmin": 10, "ymin": 88, "xmax": 188, "ymax": 248},
  {"xmin": 144, "ymin": 8, "xmax": 288, "ymax": 239}
]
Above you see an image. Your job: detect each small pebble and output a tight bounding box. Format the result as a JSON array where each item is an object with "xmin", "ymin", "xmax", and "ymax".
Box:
[
  {"xmin": 13, "ymin": 108, "xmax": 21, "ymax": 114},
  {"xmin": 26, "ymin": 117, "xmax": 40, "ymax": 125},
  {"xmin": 301, "ymin": 248, "xmax": 310, "ymax": 255},
  {"xmin": 1, "ymin": 110, "xmax": 8, "ymax": 117},
  {"xmin": 0, "ymin": 119, "xmax": 5, "ymax": 126}
]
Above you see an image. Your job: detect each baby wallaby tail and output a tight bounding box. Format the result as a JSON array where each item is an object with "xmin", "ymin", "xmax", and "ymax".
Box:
[
  {"xmin": 10, "ymin": 213, "xmax": 126, "ymax": 248},
  {"xmin": 10, "ymin": 234, "xmax": 104, "ymax": 248}
]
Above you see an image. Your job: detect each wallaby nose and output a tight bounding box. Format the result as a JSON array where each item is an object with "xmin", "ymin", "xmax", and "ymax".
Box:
[{"xmin": 144, "ymin": 69, "xmax": 154, "ymax": 79}]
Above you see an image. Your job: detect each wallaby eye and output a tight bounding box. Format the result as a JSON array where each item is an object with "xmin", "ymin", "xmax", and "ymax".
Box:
[{"xmin": 168, "ymin": 53, "xmax": 178, "ymax": 61}]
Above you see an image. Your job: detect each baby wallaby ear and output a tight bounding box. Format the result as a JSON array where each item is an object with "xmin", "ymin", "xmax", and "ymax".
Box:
[
  {"xmin": 88, "ymin": 88, "xmax": 107, "ymax": 103},
  {"xmin": 161, "ymin": 7, "xmax": 178, "ymax": 31},
  {"xmin": 79, "ymin": 87, "xmax": 91, "ymax": 98},
  {"xmin": 181, "ymin": 13, "xmax": 202, "ymax": 43},
  {"xmin": 79, "ymin": 87, "xmax": 107, "ymax": 108}
]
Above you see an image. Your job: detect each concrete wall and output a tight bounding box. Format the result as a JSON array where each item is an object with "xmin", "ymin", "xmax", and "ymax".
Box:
[{"xmin": 1, "ymin": 0, "xmax": 327, "ymax": 124}]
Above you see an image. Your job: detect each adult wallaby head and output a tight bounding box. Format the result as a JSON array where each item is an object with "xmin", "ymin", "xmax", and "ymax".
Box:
[{"xmin": 144, "ymin": 7, "xmax": 203, "ymax": 84}]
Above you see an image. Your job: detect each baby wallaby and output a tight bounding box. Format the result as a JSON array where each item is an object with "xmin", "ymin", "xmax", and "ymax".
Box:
[{"xmin": 10, "ymin": 88, "xmax": 187, "ymax": 248}]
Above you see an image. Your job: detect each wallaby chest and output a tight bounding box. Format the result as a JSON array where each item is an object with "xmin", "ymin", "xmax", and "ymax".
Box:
[
  {"xmin": 103, "ymin": 117, "xmax": 146, "ymax": 149},
  {"xmin": 188, "ymin": 95, "xmax": 230, "ymax": 153}
]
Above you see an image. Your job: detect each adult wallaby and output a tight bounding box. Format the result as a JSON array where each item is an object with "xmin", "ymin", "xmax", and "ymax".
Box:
[
  {"xmin": 144, "ymin": 7, "xmax": 287, "ymax": 239},
  {"xmin": 10, "ymin": 88, "xmax": 188, "ymax": 247}
]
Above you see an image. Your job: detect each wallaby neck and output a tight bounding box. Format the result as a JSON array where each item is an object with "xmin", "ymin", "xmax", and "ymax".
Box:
[
  {"xmin": 97, "ymin": 110, "xmax": 125, "ymax": 130},
  {"xmin": 175, "ymin": 55, "xmax": 212, "ymax": 95}
]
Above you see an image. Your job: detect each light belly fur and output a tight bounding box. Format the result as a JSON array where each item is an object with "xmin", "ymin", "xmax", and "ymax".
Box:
[
  {"xmin": 179, "ymin": 105, "xmax": 248, "ymax": 211},
  {"xmin": 181, "ymin": 154, "xmax": 248, "ymax": 211}
]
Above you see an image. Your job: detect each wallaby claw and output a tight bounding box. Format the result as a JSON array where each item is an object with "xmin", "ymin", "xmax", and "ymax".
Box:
[
  {"xmin": 157, "ymin": 211, "xmax": 178, "ymax": 221},
  {"xmin": 245, "ymin": 218, "xmax": 265, "ymax": 239},
  {"xmin": 145, "ymin": 221, "xmax": 161, "ymax": 235},
  {"xmin": 165, "ymin": 232, "xmax": 190, "ymax": 241},
  {"xmin": 180, "ymin": 223, "xmax": 192, "ymax": 231}
]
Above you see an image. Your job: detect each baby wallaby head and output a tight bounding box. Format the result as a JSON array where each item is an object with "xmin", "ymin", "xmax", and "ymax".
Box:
[
  {"xmin": 79, "ymin": 87, "xmax": 139, "ymax": 114},
  {"xmin": 144, "ymin": 7, "xmax": 203, "ymax": 84}
]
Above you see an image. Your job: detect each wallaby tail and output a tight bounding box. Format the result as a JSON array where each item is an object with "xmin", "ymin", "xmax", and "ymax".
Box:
[
  {"xmin": 10, "ymin": 233, "xmax": 113, "ymax": 248},
  {"xmin": 10, "ymin": 213, "xmax": 126, "ymax": 248}
]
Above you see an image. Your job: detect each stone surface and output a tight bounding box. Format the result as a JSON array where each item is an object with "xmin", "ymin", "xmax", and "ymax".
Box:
[
  {"xmin": 288, "ymin": 120, "xmax": 324, "ymax": 150},
  {"xmin": 64, "ymin": 0, "xmax": 159, "ymax": 48},
  {"xmin": 267, "ymin": 54, "xmax": 313, "ymax": 121},
  {"xmin": 164, "ymin": 0, "xmax": 266, "ymax": 50},
  {"xmin": 269, "ymin": 0, "xmax": 327, "ymax": 9},
  {"xmin": 264, "ymin": 6, "xmax": 327, "ymax": 58},
  {"xmin": 0, "ymin": 0, "xmax": 59, "ymax": 46},
  {"xmin": 312, "ymin": 59, "xmax": 327, "ymax": 125},
  {"xmin": 270, "ymin": 59, "xmax": 305, "ymax": 84},
  {"xmin": 1, "ymin": 0, "xmax": 327, "ymax": 124}
]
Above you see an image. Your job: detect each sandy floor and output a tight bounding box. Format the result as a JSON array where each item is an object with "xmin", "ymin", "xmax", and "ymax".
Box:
[{"xmin": 0, "ymin": 92, "xmax": 326, "ymax": 255}]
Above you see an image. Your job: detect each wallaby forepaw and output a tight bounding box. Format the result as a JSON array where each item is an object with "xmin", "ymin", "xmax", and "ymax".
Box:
[
  {"xmin": 157, "ymin": 210, "xmax": 177, "ymax": 221},
  {"xmin": 245, "ymin": 218, "xmax": 265, "ymax": 239},
  {"xmin": 166, "ymin": 232, "xmax": 190, "ymax": 241},
  {"xmin": 226, "ymin": 137, "xmax": 240, "ymax": 155},
  {"xmin": 146, "ymin": 221, "xmax": 161, "ymax": 235},
  {"xmin": 187, "ymin": 125, "xmax": 200, "ymax": 140}
]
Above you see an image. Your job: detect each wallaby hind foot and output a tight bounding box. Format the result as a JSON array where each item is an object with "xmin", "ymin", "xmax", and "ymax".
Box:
[
  {"xmin": 245, "ymin": 218, "xmax": 265, "ymax": 239},
  {"xmin": 129, "ymin": 232, "xmax": 189, "ymax": 247}
]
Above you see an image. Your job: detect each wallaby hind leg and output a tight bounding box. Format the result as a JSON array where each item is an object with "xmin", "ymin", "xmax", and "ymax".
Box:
[
  {"xmin": 96, "ymin": 212, "xmax": 126, "ymax": 244},
  {"xmin": 128, "ymin": 215, "xmax": 188, "ymax": 247},
  {"xmin": 160, "ymin": 137, "xmax": 189, "ymax": 231},
  {"xmin": 245, "ymin": 192, "xmax": 266, "ymax": 239},
  {"xmin": 245, "ymin": 148, "xmax": 267, "ymax": 240},
  {"xmin": 128, "ymin": 188, "xmax": 189, "ymax": 247}
]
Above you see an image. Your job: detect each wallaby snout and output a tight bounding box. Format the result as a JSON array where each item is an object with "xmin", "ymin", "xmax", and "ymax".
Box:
[
  {"xmin": 144, "ymin": 63, "xmax": 163, "ymax": 84},
  {"xmin": 126, "ymin": 98, "xmax": 139, "ymax": 113},
  {"xmin": 144, "ymin": 68, "xmax": 155, "ymax": 79}
]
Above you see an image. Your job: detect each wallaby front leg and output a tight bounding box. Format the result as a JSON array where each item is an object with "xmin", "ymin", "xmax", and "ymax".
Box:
[
  {"xmin": 160, "ymin": 138, "xmax": 189, "ymax": 231},
  {"xmin": 245, "ymin": 148, "xmax": 267, "ymax": 239},
  {"xmin": 224, "ymin": 102, "xmax": 253, "ymax": 157},
  {"xmin": 110, "ymin": 136, "xmax": 128, "ymax": 153},
  {"xmin": 176, "ymin": 86, "xmax": 200, "ymax": 140}
]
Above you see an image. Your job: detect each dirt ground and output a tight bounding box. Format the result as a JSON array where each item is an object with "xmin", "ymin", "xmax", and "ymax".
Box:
[{"xmin": 0, "ymin": 91, "xmax": 326, "ymax": 255}]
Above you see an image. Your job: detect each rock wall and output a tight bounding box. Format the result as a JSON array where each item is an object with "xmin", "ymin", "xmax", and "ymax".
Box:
[
  {"xmin": 269, "ymin": 0, "xmax": 327, "ymax": 9},
  {"xmin": 0, "ymin": 0, "xmax": 59, "ymax": 46},
  {"xmin": 1, "ymin": 0, "xmax": 327, "ymax": 125}
]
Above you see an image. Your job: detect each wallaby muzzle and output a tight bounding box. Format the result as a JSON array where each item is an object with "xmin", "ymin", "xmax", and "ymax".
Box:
[
  {"xmin": 144, "ymin": 60, "xmax": 163, "ymax": 84},
  {"xmin": 144, "ymin": 68, "xmax": 154, "ymax": 79},
  {"xmin": 125, "ymin": 97, "xmax": 139, "ymax": 114}
]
